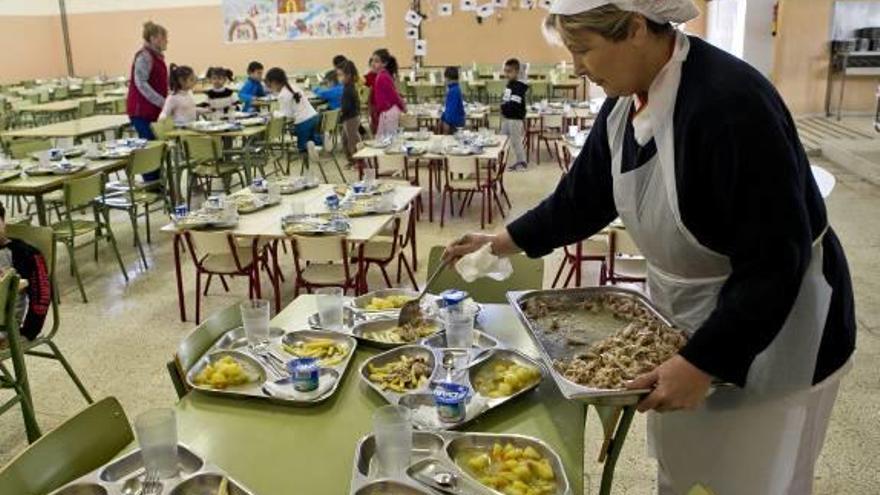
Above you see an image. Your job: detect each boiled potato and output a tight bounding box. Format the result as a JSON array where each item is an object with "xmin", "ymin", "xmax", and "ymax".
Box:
[
  {"xmin": 458, "ymin": 442, "xmax": 557, "ymax": 495},
  {"xmin": 364, "ymin": 294, "xmax": 413, "ymax": 310},
  {"xmin": 475, "ymin": 359, "xmax": 541, "ymax": 398}
]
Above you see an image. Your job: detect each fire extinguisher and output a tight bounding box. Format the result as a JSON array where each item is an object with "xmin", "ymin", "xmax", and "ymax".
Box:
[{"xmin": 772, "ymin": 2, "xmax": 778, "ymax": 37}]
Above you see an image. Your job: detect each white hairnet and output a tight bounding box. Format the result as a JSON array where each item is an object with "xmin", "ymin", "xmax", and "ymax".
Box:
[{"xmin": 549, "ymin": 0, "xmax": 700, "ymax": 24}]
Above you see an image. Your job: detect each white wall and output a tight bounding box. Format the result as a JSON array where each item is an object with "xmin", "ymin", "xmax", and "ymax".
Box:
[
  {"xmin": 741, "ymin": 0, "xmax": 776, "ymax": 76},
  {"xmin": 0, "ymin": 0, "xmax": 220, "ymax": 16}
]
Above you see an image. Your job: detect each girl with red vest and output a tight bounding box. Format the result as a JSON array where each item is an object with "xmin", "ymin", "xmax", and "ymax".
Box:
[{"xmin": 366, "ymin": 49, "xmax": 405, "ymax": 137}]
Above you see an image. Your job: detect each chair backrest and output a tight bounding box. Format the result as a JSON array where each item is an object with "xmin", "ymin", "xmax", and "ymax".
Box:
[
  {"xmin": 377, "ymin": 154, "xmax": 407, "ymax": 176},
  {"xmin": 265, "ymin": 116, "xmax": 285, "ymax": 142},
  {"xmin": 112, "ymin": 99, "xmax": 126, "ymax": 114},
  {"xmin": 8, "ymin": 138, "xmax": 52, "ymax": 159},
  {"xmin": 610, "ymin": 228, "xmax": 642, "ymax": 257},
  {"xmin": 63, "ymin": 172, "xmax": 104, "ymax": 211},
  {"xmin": 320, "ymin": 109, "xmax": 340, "ymax": 133},
  {"xmin": 81, "ymin": 81, "xmax": 96, "ymax": 96},
  {"xmin": 0, "ymin": 397, "xmax": 133, "ymax": 495},
  {"xmin": 293, "ymin": 234, "xmax": 347, "ymax": 264},
  {"xmin": 183, "ymin": 135, "xmax": 221, "ymax": 163},
  {"xmin": 176, "ymin": 303, "xmax": 243, "ymax": 372},
  {"xmin": 398, "ymin": 113, "xmax": 418, "ymax": 131},
  {"xmin": 129, "ymin": 141, "xmax": 166, "ymax": 177},
  {"xmin": 531, "ymin": 81, "xmax": 550, "ymax": 99},
  {"xmin": 77, "ymin": 99, "xmax": 96, "ymax": 118},
  {"xmin": 6, "ymin": 224, "xmax": 58, "ymax": 338},
  {"xmin": 542, "ymin": 113, "xmax": 564, "ymax": 129},
  {"xmin": 184, "ymin": 230, "xmax": 236, "ymax": 262},
  {"xmin": 0, "ymin": 271, "xmax": 19, "ymax": 332},
  {"xmin": 425, "ymin": 246, "xmax": 544, "ymax": 304},
  {"xmin": 487, "ymin": 80, "xmax": 507, "ymax": 97},
  {"xmin": 53, "ymin": 87, "xmax": 68, "ymax": 100},
  {"xmin": 150, "ymin": 117, "xmax": 174, "ymax": 141},
  {"xmin": 415, "ymin": 85, "xmax": 435, "ymax": 101},
  {"xmin": 445, "ymin": 156, "xmax": 481, "ymax": 184}
]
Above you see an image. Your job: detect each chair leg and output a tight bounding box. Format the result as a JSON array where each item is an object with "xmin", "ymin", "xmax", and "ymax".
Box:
[
  {"xmin": 204, "ymin": 274, "xmax": 213, "ymax": 295},
  {"xmin": 144, "ymin": 201, "xmax": 152, "ymax": 244},
  {"xmin": 65, "ymin": 241, "xmax": 88, "ymax": 303},
  {"xmin": 195, "ymin": 271, "xmax": 202, "ymax": 324},
  {"xmin": 46, "ymin": 341, "xmax": 93, "ymax": 403},
  {"xmin": 130, "ymin": 208, "xmax": 148, "ymax": 270},
  {"xmin": 400, "ymin": 254, "xmax": 418, "ymax": 291},
  {"xmin": 551, "ymin": 257, "xmax": 567, "ymax": 288},
  {"xmin": 103, "ymin": 212, "xmax": 129, "ymax": 283},
  {"xmin": 379, "ymin": 264, "xmax": 392, "ymax": 288},
  {"xmin": 440, "ymin": 190, "xmax": 447, "ymax": 228},
  {"xmin": 331, "ymin": 153, "xmax": 347, "ymax": 184},
  {"xmin": 219, "ymin": 275, "xmax": 230, "ymax": 292}
]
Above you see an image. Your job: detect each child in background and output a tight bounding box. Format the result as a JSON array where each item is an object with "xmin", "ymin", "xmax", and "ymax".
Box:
[
  {"xmin": 441, "ymin": 66, "xmax": 465, "ymax": 134},
  {"xmin": 201, "ymin": 67, "xmax": 238, "ymax": 117},
  {"xmin": 0, "ymin": 203, "xmax": 52, "ymax": 349},
  {"xmin": 238, "ymin": 61, "xmax": 265, "ymax": 113},
  {"xmin": 159, "ymin": 64, "xmax": 207, "ymax": 125},
  {"xmin": 312, "ymin": 70, "xmax": 343, "ymax": 110},
  {"xmin": 369, "ymin": 48, "xmax": 406, "ymax": 137},
  {"xmin": 332, "ymin": 55, "xmax": 348, "ymax": 70},
  {"xmin": 337, "ymin": 60, "xmax": 361, "ymax": 166},
  {"xmin": 265, "ymin": 67, "xmax": 322, "ymax": 152},
  {"xmin": 500, "ymin": 58, "xmax": 529, "ymax": 171}
]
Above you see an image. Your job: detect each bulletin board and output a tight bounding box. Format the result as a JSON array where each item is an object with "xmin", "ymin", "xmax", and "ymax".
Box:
[{"xmin": 222, "ymin": 0, "xmax": 386, "ymax": 43}]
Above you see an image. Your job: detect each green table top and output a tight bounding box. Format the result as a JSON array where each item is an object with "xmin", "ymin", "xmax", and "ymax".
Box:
[{"xmin": 174, "ymin": 296, "xmax": 585, "ymax": 494}]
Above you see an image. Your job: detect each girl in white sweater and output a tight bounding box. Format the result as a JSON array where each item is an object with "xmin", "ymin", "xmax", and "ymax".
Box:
[
  {"xmin": 159, "ymin": 64, "xmax": 208, "ymax": 125},
  {"xmin": 265, "ymin": 67, "xmax": 322, "ymax": 152}
]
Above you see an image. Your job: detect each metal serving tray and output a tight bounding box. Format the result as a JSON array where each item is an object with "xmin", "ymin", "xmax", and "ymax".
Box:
[
  {"xmin": 508, "ymin": 287, "xmax": 676, "ymax": 405},
  {"xmin": 349, "ymin": 431, "xmax": 572, "ymax": 495},
  {"xmin": 186, "ymin": 326, "xmax": 357, "ymax": 406},
  {"xmin": 359, "ymin": 345, "xmax": 544, "ymax": 431},
  {"xmin": 49, "ymin": 444, "xmax": 255, "ymax": 495}
]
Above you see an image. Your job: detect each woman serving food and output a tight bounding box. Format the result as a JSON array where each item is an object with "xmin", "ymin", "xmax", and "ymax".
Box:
[{"xmin": 446, "ymin": 1, "xmax": 856, "ymax": 493}]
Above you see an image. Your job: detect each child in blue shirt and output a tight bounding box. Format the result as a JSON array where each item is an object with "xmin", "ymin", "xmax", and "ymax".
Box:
[
  {"xmin": 441, "ymin": 66, "xmax": 465, "ymax": 134},
  {"xmin": 312, "ymin": 70, "xmax": 343, "ymax": 110},
  {"xmin": 238, "ymin": 61, "xmax": 265, "ymax": 113}
]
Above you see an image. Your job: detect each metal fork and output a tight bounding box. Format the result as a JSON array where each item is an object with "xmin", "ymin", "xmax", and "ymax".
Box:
[{"xmin": 143, "ymin": 469, "xmax": 161, "ymax": 495}]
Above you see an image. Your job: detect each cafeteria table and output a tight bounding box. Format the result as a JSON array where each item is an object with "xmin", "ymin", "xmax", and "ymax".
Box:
[
  {"xmin": 1, "ymin": 114, "xmax": 131, "ymax": 141},
  {"xmin": 160, "ymin": 184, "xmax": 423, "ymax": 322},
  {"xmin": 0, "ymin": 157, "xmax": 129, "ymax": 226},
  {"xmin": 172, "ymin": 295, "xmax": 586, "ymax": 495}
]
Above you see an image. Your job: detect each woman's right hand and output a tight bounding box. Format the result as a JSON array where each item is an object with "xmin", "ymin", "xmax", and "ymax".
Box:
[{"xmin": 443, "ymin": 233, "xmax": 497, "ymax": 262}]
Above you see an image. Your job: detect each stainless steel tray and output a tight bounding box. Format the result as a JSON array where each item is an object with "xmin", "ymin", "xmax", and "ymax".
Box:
[
  {"xmin": 508, "ymin": 287, "xmax": 676, "ymax": 405},
  {"xmin": 349, "ymin": 431, "xmax": 572, "ymax": 495},
  {"xmin": 186, "ymin": 326, "xmax": 357, "ymax": 406},
  {"xmin": 49, "ymin": 443, "xmax": 255, "ymax": 495},
  {"xmin": 359, "ymin": 345, "xmax": 545, "ymax": 431}
]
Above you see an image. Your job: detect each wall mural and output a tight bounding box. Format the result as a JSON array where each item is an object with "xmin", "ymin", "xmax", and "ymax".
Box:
[{"xmin": 223, "ymin": 0, "xmax": 385, "ymax": 43}]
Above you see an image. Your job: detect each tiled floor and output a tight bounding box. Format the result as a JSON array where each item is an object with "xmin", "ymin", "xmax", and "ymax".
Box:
[{"xmin": 1, "ymin": 144, "xmax": 879, "ymax": 494}]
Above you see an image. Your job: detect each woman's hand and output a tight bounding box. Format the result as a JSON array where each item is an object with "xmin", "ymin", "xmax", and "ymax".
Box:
[
  {"xmin": 443, "ymin": 233, "xmax": 496, "ymax": 262},
  {"xmin": 626, "ymin": 355, "xmax": 713, "ymax": 413}
]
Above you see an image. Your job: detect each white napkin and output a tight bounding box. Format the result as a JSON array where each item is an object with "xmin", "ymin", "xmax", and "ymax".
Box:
[{"xmin": 455, "ymin": 244, "xmax": 513, "ymax": 283}]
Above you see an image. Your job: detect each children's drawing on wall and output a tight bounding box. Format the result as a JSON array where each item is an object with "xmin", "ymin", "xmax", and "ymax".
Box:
[{"xmin": 223, "ymin": 0, "xmax": 385, "ymax": 43}]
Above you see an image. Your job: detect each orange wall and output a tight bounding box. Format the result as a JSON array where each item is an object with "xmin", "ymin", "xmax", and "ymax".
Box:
[
  {"xmin": 0, "ymin": 15, "xmax": 66, "ymax": 82},
  {"xmin": 773, "ymin": 0, "xmax": 879, "ymax": 115},
  {"xmin": 66, "ymin": 3, "xmax": 412, "ymax": 78}
]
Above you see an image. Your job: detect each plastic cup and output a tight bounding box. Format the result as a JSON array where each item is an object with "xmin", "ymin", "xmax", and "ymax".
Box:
[
  {"xmin": 134, "ymin": 408, "xmax": 178, "ymax": 479},
  {"xmin": 372, "ymin": 405, "xmax": 412, "ymax": 477},
  {"xmin": 241, "ymin": 299, "xmax": 270, "ymax": 351},
  {"xmin": 363, "ymin": 168, "xmax": 377, "ymax": 189},
  {"xmin": 316, "ymin": 287, "xmax": 344, "ymax": 331},
  {"xmin": 442, "ymin": 305, "xmax": 477, "ymax": 350}
]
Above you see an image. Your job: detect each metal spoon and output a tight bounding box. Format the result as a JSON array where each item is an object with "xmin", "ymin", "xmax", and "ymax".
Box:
[
  {"xmin": 433, "ymin": 471, "xmax": 459, "ymax": 489},
  {"xmin": 398, "ymin": 257, "xmax": 453, "ymax": 327}
]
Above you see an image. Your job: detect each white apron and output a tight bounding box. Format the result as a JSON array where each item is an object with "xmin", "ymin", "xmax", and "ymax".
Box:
[{"xmin": 608, "ymin": 32, "xmax": 845, "ymax": 495}]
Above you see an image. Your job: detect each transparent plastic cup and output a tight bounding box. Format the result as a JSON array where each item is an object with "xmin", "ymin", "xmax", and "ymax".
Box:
[
  {"xmin": 134, "ymin": 408, "xmax": 178, "ymax": 479},
  {"xmin": 372, "ymin": 405, "xmax": 412, "ymax": 477},
  {"xmin": 241, "ymin": 299, "xmax": 270, "ymax": 351},
  {"xmin": 442, "ymin": 305, "xmax": 477, "ymax": 349},
  {"xmin": 316, "ymin": 287, "xmax": 344, "ymax": 331}
]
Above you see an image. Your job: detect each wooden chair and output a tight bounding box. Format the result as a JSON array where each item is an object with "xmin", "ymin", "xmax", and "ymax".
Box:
[
  {"xmin": 51, "ymin": 173, "xmax": 129, "ymax": 302},
  {"xmin": 5, "ymin": 224, "xmax": 93, "ymax": 403},
  {"xmin": 529, "ymin": 81, "xmax": 550, "ymax": 103},
  {"xmin": 103, "ymin": 142, "xmax": 167, "ymax": 269},
  {"xmin": 182, "ymin": 135, "xmax": 245, "ymax": 206},
  {"xmin": 441, "ymin": 155, "xmax": 494, "ymax": 230},
  {"xmin": 183, "ymin": 231, "xmax": 270, "ymax": 324},
  {"xmin": 606, "ymin": 228, "xmax": 647, "ymax": 285},
  {"xmin": 360, "ymin": 215, "xmax": 417, "ymax": 291},
  {"xmin": 312, "ymin": 110, "xmax": 347, "ymax": 183},
  {"xmin": 0, "ymin": 272, "xmax": 40, "ymax": 442},
  {"xmin": 291, "ymin": 234, "xmax": 361, "ymax": 296},
  {"xmin": 77, "ymin": 99, "xmax": 96, "ymax": 119},
  {"xmin": 485, "ymin": 80, "xmax": 507, "ymax": 103},
  {"xmin": 305, "ymin": 140, "xmax": 345, "ymax": 184},
  {"xmin": 167, "ymin": 303, "xmax": 242, "ymax": 398},
  {"xmin": 425, "ymin": 246, "xmax": 544, "ymax": 304},
  {"xmin": 0, "ymin": 397, "xmax": 132, "ymax": 494},
  {"xmin": 524, "ymin": 115, "xmax": 542, "ymax": 164},
  {"xmin": 551, "ymin": 235, "xmax": 610, "ymax": 288},
  {"xmin": 538, "ymin": 113, "xmax": 564, "ymax": 163}
]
